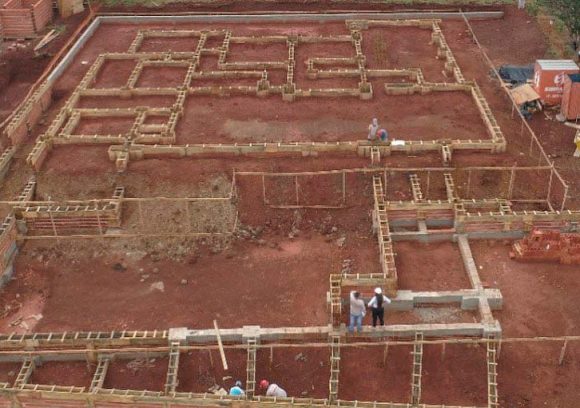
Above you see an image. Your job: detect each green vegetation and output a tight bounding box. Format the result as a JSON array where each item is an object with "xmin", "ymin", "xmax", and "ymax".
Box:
[
  {"xmin": 527, "ymin": 0, "xmax": 579, "ymax": 58},
  {"xmin": 527, "ymin": 0, "xmax": 577, "ymax": 58},
  {"xmin": 540, "ymin": 0, "xmax": 579, "ymax": 43}
]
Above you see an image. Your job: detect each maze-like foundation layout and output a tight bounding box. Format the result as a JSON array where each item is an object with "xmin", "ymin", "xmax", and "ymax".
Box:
[
  {"xmin": 20, "ymin": 18, "xmax": 507, "ymax": 173},
  {"xmin": 0, "ymin": 12, "xmax": 579, "ymax": 408}
]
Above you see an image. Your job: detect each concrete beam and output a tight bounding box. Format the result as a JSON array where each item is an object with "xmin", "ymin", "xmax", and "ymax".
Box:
[
  {"xmin": 184, "ymin": 325, "xmax": 333, "ymax": 343},
  {"xmin": 457, "ymin": 235, "xmax": 495, "ymax": 325},
  {"xmin": 347, "ymin": 322, "xmax": 502, "ymax": 338},
  {"xmin": 101, "ymin": 12, "xmax": 505, "ymax": 24},
  {"xmin": 342, "ymin": 289, "xmax": 502, "ymax": 311},
  {"xmin": 390, "ymin": 289, "xmax": 502, "ymax": 311}
]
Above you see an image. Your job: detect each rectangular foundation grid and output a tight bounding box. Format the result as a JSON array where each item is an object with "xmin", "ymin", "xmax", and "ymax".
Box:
[{"xmin": 0, "ymin": 11, "xmax": 576, "ymax": 408}]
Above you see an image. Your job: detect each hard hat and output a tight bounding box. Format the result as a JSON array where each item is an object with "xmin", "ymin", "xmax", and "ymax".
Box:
[
  {"xmin": 374, "ymin": 287, "xmax": 382, "ymax": 295},
  {"xmin": 259, "ymin": 379, "xmax": 269, "ymax": 389}
]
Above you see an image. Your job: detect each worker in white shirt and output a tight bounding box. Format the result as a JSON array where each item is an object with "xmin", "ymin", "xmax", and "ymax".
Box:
[
  {"xmin": 367, "ymin": 287, "xmax": 392, "ymax": 327},
  {"xmin": 260, "ymin": 379, "xmax": 287, "ymax": 397},
  {"xmin": 349, "ymin": 290, "xmax": 366, "ymax": 333},
  {"xmin": 368, "ymin": 118, "xmax": 379, "ymax": 141}
]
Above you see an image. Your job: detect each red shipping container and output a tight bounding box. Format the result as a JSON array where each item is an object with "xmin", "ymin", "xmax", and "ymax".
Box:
[
  {"xmin": 533, "ymin": 60, "xmax": 579, "ymax": 105},
  {"xmin": 561, "ymin": 73, "xmax": 580, "ymax": 120}
]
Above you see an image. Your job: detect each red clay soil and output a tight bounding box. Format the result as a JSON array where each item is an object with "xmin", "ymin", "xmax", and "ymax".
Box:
[
  {"xmin": 16, "ymin": 14, "xmax": 553, "ymax": 185},
  {"xmin": 28, "ymin": 362, "xmax": 94, "ymax": 387},
  {"xmin": 0, "ymin": 12, "xmax": 89, "ymax": 123},
  {"xmin": 57, "ymin": 21, "xmax": 491, "ymax": 144},
  {"xmin": 2, "ymin": 232, "xmax": 378, "ymax": 332},
  {"xmin": 340, "ymin": 342, "xmax": 486, "ymax": 405},
  {"xmin": 395, "ymin": 242, "xmax": 472, "ymax": 291},
  {"xmin": 362, "ymin": 26, "xmax": 448, "ymax": 83},
  {"xmin": 421, "ymin": 343, "xmax": 487, "ymax": 406},
  {"xmin": 470, "ymin": 240, "xmax": 580, "ymax": 407},
  {"xmin": 175, "ymin": 91, "xmax": 487, "ymax": 144},
  {"xmin": 136, "ymin": 66, "xmax": 190, "ymax": 88},
  {"xmin": 0, "ymin": 363, "xmax": 21, "ymax": 385},
  {"xmin": 176, "ymin": 349, "xmax": 247, "ymax": 393},
  {"xmin": 255, "ymin": 346, "xmax": 330, "ymax": 398},
  {"xmin": 139, "ymin": 36, "xmax": 201, "ymax": 53},
  {"xmin": 338, "ymin": 344, "xmax": 413, "ymax": 402},
  {"xmin": 471, "ymin": 240, "xmax": 580, "ymax": 338},
  {"xmin": 104, "ymin": 357, "xmax": 168, "ymax": 391},
  {"xmin": 495, "ymin": 342, "xmax": 580, "ymax": 407},
  {"xmin": 75, "ymin": 116, "xmax": 136, "ymax": 135}
]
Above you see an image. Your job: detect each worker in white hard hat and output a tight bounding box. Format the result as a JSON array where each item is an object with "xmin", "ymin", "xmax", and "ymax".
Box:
[{"xmin": 367, "ymin": 287, "xmax": 392, "ymax": 327}]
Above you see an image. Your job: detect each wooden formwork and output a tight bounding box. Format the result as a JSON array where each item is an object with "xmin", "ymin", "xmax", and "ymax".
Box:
[
  {"xmin": 0, "ymin": 0, "xmax": 52, "ymax": 39},
  {"xmin": 22, "ymin": 20, "xmax": 510, "ymax": 171},
  {"xmin": 13, "ymin": 186, "xmax": 124, "ymax": 233},
  {"xmin": 3, "ymin": 80, "xmax": 52, "ymax": 147},
  {"xmin": 372, "ymin": 175, "xmax": 398, "ymax": 295},
  {"xmin": 0, "ymin": 213, "xmax": 18, "ymax": 287},
  {"xmin": 0, "ymin": 324, "xmax": 500, "ymax": 408}
]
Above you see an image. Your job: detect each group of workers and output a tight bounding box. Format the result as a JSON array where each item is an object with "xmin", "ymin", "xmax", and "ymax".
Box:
[
  {"xmin": 349, "ymin": 287, "xmax": 392, "ymax": 333},
  {"xmin": 222, "ymin": 288, "xmax": 391, "ymax": 399},
  {"xmin": 228, "ymin": 379, "xmax": 287, "ymax": 398},
  {"xmin": 367, "ymin": 118, "xmax": 389, "ymax": 143}
]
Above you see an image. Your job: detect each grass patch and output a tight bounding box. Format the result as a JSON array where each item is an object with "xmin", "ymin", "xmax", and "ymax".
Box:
[{"xmin": 527, "ymin": 0, "xmax": 577, "ymax": 59}]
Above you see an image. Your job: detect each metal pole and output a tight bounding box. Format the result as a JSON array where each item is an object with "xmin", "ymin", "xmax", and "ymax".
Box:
[{"xmin": 560, "ymin": 185, "xmax": 569, "ymax": 212}]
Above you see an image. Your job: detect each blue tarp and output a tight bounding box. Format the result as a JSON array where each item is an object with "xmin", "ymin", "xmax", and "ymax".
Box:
[{"xmin": 498, "ymin": 64, "xmax": 534, "ymax": 85}]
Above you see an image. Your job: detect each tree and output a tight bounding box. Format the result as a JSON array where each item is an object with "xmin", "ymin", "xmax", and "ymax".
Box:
[{"xmin": 540, "ymin": 0, "xmax": 580, "ymax": 43}]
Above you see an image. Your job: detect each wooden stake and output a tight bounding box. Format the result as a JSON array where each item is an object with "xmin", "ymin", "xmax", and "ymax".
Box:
[
  {"xmin": 295, "ymin": 176, "xmax": 299, "ymax": 206},
  {"xmin": 208, "ymin": 349, "xmax": 214, "ymax": 368},
  {"xmin": 270, "ymin": 346, "xmax": 274, "ymax": 366},
  {"xmin": 546, "ymin": 167, "xmax": 554, "ymax": 204},
  {"xmin": 559, "ymin": 340, "xmax": 568, "ymax": 365},
  {"xmin": 441, "ymin": 343, "xmax": 446, "ymax": 361},
  {"xmin": 561, "ymin": 185, "xmax": 569, "ymax": 212},
  {"xmin": 262, "ymin": 174, "xmax": 267, "ymax": 204},
  {"xmin": 507, "ymin": 166, "xmax": 516, "ymax": 199},
  {"xmin": 184, "ymin": 200, "xmax": 192, "ymax": 232},
  {"xmin": 342, "ymin": 171, "xmax": 346, "ymax": 206},
  {"xmin": 138, "ymin": 200, "xmax": 144, "ymax": 231},
  {"xmin": 213, "ymin": 320, "xmax": 228, "ymax": 371},
  {"xmin": 383, "ymin": 343, "xmax": 389, "ymax": 365},
  {"xmin": 466, "ymin": 170, "xmax": 472, "ymax": 197}
]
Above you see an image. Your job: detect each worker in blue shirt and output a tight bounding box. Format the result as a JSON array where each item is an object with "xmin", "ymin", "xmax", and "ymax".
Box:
[{"xmin": 229, "ymin": 380, "xmax": 245, "ymax": 396}]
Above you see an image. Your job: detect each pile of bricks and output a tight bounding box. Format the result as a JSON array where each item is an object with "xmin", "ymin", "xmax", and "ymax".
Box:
[
  {"xmin": 510, "ymin": 229, "xmax": 580, "ymax": 264},
  {"xmin": 0, "ymin": 0, "xmax": 52, "ymax": 39}
]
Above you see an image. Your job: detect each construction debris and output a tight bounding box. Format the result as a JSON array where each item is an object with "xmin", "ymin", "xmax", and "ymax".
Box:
[{"xmin": 510, "ymin": 229, "xmax": 580, "ymax": 264}]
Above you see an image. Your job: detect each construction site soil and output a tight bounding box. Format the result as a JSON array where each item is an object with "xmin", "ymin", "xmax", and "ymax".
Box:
[{"xmin": 0, "ymin": 4, "xmax": 579, "ymax": 407}]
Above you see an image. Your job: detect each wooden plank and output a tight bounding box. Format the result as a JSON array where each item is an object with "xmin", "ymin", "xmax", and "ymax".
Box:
[{"xmin": 213, "ymin": 320, "xmax": 228, "ymax": 371}]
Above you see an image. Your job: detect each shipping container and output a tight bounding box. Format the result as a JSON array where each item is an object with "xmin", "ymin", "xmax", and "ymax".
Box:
[
  {"xmin": 533, "ymin": 60, "xmax": 579, "ymax": 105},
  {"xmin": 561, "ymin": 73, "xmax": 580, "ymax": 120}
]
